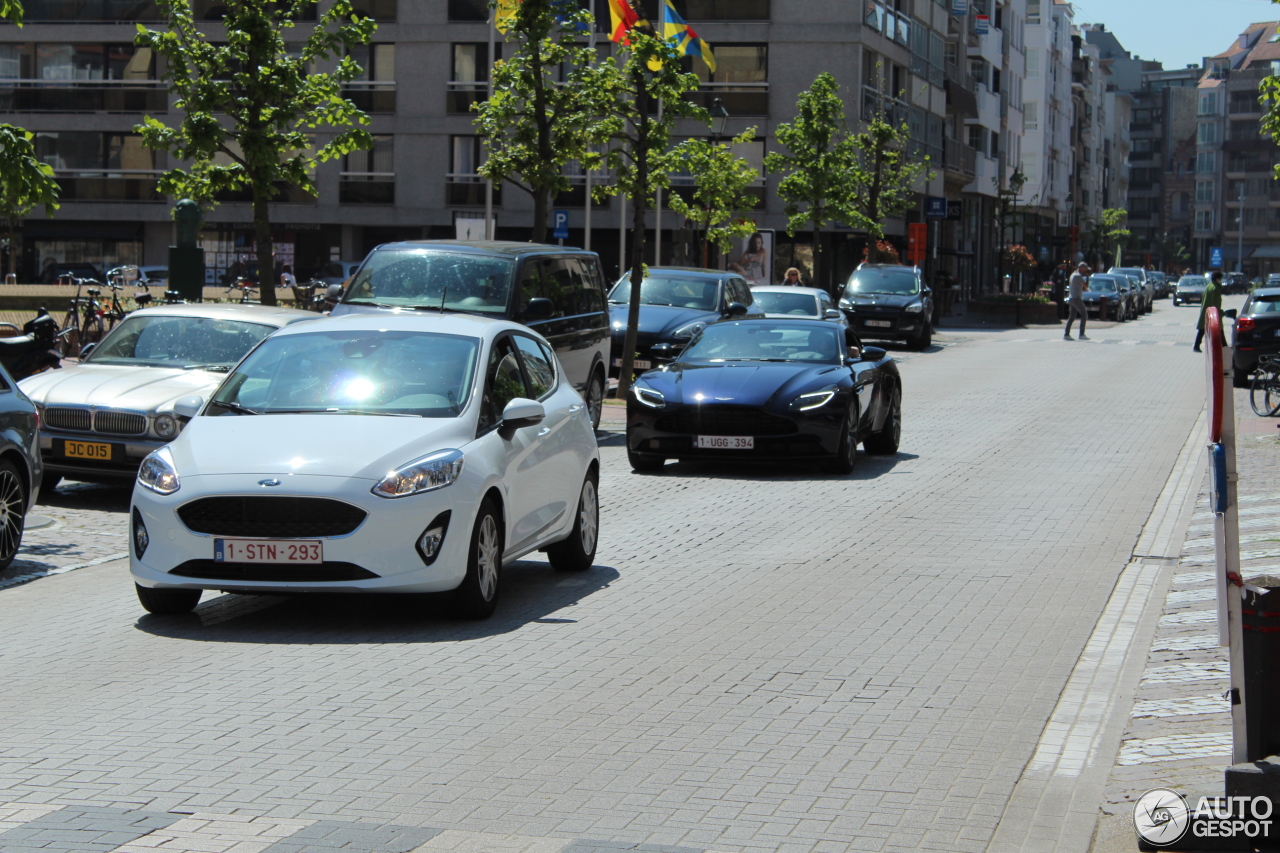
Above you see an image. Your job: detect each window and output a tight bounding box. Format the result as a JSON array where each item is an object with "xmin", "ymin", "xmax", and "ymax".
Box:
[
  {"xmin": 36, "ymin": 131, "xmax": 152, "ymax": 171},
  {"xmin": 1197, "ymin": 151, "xmax": 1218, "ymax": 174},
  {"xmin": 665, "ymin": 0, "xmax": 770, "ymax": 20},
  {"xmin": 1197, "ymin": 121, "xmax": 1218, "ymax": 145},
  {"xmin": 1027, "ymin": 0, "xmax": 1040, "ymax": 23},
  {"xmin": 448, "ymin": 136, "xmax": 493, "ymax": 205},
  {"xmin": 512, "ymin": 335, "xmax": 555, "ymax": 399},
  {"xmin": 1026, "ymin": 48, "xmax": 1040, "ymax": 78},
  {"xmin": 1199, "ymin": 91, "xmax": 1218, "ymax": 116},
  {"xmin": 1230, "ymin": 120, "xmax": 1259, "ymax": 141},
  {"xmin": 448, "ymin": 0, "xmax": 487, "ymax": 20},
  {"xmin": 990, "ymin": 131, "xmax": 999, "ymax": 159},
  {"xmin": 452, "ymin": 43, "xmax": 493, "ymax": 83},
  {"xmin": 346, "ymin": 43, "xmax": 394, "ymax": 113},
  {"xmin": 341, "ymin": 135, "xmax": 394, "ymax": 204},
  {"xmin": 968, "ymin": 124, "xmax": 984, "ymax": 153},
  {"xmin": 1024, "ymin": 101, "xmax": 1038, "ymax": 130},
  {"xmin": 479, "ymin": 337, "xmax": 525, "ymax": 432},
  {"xmin": 517, "ymin": 257, "xmax": 601, "ymax": 319},
  {"xmin": 1196, "ymin": 209, "xmax": 1215, "ymax": 231},
  {"xmin": 689, "ymin": 43, "xmax": 767, "ymax": 114}
]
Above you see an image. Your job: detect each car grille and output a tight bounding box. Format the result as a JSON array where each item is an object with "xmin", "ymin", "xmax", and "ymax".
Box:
[
  {"xmin": 177, "ymin": 497, "xmax": 368, "ymax": 538},
  {"xmin": 656, "ymin": 405, "xmax": 797, "ymax": 436},
  {"xmin": 42, "ymin": 407, "xmax": 146, "ymax": 436},
  {"xmin": 169, "ymin": 560, "xmax": 378, "ymax": 582}
]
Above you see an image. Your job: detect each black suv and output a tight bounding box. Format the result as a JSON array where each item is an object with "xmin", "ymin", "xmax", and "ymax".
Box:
[
  {"xmin": 331, "ymin": 241, "xmax": 611, "ymax": 429},
  {"xmin": 838, "ymin": 264, "xmax": 934, "ymax": 350}
]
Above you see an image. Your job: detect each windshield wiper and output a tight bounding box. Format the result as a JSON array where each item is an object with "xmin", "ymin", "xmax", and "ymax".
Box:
[
  {"xmin": 208, "ymin": 399, "xmax": 258, "ymax": 416},
  {"xmin": 262, "ymin": 408, "xmax": 421, "ymax": 417},
  {"xmin": 183, "ymin": 363, "xmax": 231, "ymax": 372},
  {"xmin": 342, "ymin": 299, "xmax": 399, "ymax": 309}
]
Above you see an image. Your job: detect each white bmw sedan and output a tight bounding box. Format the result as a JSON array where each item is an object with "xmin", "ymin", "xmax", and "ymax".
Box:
[{"xmin": 129, "ymin": 313, "xmax": 601, "ymax": 620}]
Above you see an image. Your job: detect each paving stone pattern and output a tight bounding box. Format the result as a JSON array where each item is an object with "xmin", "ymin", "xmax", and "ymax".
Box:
[{"xmin": 0, "ymin": 302, "xmax": 1209, "ymax": 852}]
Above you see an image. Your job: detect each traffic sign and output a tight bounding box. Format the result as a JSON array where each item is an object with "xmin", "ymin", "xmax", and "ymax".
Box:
[
  {"xmin": 552, "ymin": 210, "xmax": 570, "ymax": 240},
  {"xmin": 925, "ymin": 196, "xmax": 948, "ymax": 218},
  {"xmin": 907, "ymin": 223, "xmax": 928, "ymax": 264},
  {"xmin": 1211, "ymin": 246, "xmax": 1223, "ymax": 269}
]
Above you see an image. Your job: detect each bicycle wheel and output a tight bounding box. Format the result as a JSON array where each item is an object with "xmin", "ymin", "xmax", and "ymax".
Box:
[
  {"xmin": 1252, "ymin": 373, "xmax": 1277, "ymax": 416},
  {"xmin": 1266, "ymin": 378, "xmax": 1280, "ymax": 417},
  {"xmin": 57, "ymin": 309, "xmax": 80, "ymax": 356},
  {"xmin": 80, "ymin": 313, "xmax": 104, "ymax": 350}
]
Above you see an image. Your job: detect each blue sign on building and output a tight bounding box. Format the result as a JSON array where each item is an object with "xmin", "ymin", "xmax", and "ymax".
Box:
[
  {"xmin": 1210, "ymin": 246, "xmax": 1223, "ymax": 269},
  {"xmin": 951, "ymin": 0, "xmax": 967, "ymax": 15},
  {"xmin": 975, "ymin": 14, "xmax": 989, "ymax": 34},
  {"xmin": 925, "ymin": 196, "xmax": 948, "ymax": 218},
  {"xmin": 553, "ymin": 210, "xmax": 570, "ymax": 240}
]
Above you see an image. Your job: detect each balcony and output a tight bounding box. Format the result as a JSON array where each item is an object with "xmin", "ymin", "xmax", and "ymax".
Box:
[
  {"xmin": 447, "ymin": 174, "xmax": 501, "ymax": 207},
  {"xmin": 339, "ymin": 174, "xmax": 395, "ymax": 205},
  {"xmin": 861, "ymin": 87, "xmax": 908, "ymax": 126},
  {"xmin": 54, "ymin": 170, "xmax": 164, "ymax": 202},
  {"xmin": 447, "ymin": 81, "xmax": 487, "ymax": 114},
  {"xmin": 0, "ymin": 80, "xmax": 167, "ymax": 113},
  {"xmin": 686, "ymin": 82, "xmax": 769, "ymax": 117},
  {"xmin": 342, "ymin": 81, "xmax": 395, "ymax": 115},
  {"xmin": 943, "ymin": 140, "xmax": 977, "ymax": 177}
]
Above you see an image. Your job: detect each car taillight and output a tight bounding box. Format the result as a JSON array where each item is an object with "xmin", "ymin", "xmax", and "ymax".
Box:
[{"xmin": 1237, "ymin": 317, "xmax": 1256, "ymax": 333}]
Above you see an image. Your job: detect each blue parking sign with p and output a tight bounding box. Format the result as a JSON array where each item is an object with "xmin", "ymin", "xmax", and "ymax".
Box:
[{"xmin": 553, "ymin": 210, "xmax": 570, "ymax": 240}]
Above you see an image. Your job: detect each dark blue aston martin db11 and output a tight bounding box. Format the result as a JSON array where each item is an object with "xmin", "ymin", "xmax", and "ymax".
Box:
[{"xmin": 625, "ymin": 318, "xmax": 902, "ymax": 473}]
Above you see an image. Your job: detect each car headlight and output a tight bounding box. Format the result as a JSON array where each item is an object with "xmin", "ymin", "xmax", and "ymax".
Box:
[
  {"xmin": 904, "ymin": 301, "xmax": 923, "ymax": 313},
  {"xmin": 137, "ymin": 446, "xmax": 180, "ymax": 495},
  {"xmin": 153, "ymin": 413, "xmax": 178, "ymax": 438},
  {"xmin": 632, "ymin": 385, "xmax": 665, "ymax": 408},
  {"xmin": 838, "ymin": 298, "xmax": 854, "ymax": 310},
  {"xmin": 672, "ymin": 320, "xmax": 707, "ymax": 339},
  {"xmin": 372, "ymin": 449, "xmax": 464, "ymax": 498},
  {"xmin": 792, "ymin": 388, "xmax": 837, "ymax": 411}
]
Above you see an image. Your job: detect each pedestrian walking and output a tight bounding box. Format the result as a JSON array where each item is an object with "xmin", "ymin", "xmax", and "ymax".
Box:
[
  {"xmin": 1193, "ymin": 270, "xmax": 1224, "ymax": 352},
  {"xmin": 1064, "ymin": 261, "xmax": 1090, "ymax": 340}
]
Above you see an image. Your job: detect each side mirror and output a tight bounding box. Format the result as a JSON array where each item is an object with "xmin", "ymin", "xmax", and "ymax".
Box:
[
  {"xmin": 1223, "ymin": 308, "xmax": 1239, "ymax": 320},
  {"xmin": 501, "ymin": 397, "xmax": 545, "ymax": 429},
  {"xmin": 846, "ymin": 346, "xmax": 861, "ymax": 361},
  {"xmin": 325, "ymin": 283, "xmax": 343, "ymax": 300},
  {"xmin": 824, "ymin": 308, "xmax": 843, "ymax": 320},
  {"xmin": 173, "ymin": 395, "xmax": 204, "ymax": 419},
  {"xmin": 651, "ymin": 342, "xmax": 678, "ymax": 360},
  {"xmin": 861, "ymin": 345, "xmax": 888, "ymax": 362},
  {"xmin": 523, "ymin": 297, "xmax": 555, "ymax": 321},
  {"xmin": 723, "ymin": 302, "xmax": 748, "ymax": 318},
  {"xmin": 77, "ymin": 342, "xmax": 97, "ymax": 360}
]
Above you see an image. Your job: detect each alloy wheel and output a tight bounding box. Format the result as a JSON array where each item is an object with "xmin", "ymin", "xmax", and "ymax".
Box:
[
  {"xmin": 578, "ymin": 479, "xmax": 599, "ymax": 555},
  {"xmin": 587, "ymin": 373, "xmax": 604, "ymax": 431},
  {"xmin": 476, "ymin": 514, "xmax": 499, "ymax": 601},
  {"xmin": 0, "ymin": 467, "xmax": 23, "ymax": 562}
]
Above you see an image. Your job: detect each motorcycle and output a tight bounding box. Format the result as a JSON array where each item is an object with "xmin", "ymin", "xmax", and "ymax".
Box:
[{"xmin": 0, "ymin": 308, "xmax": 63, "ymax": 380}]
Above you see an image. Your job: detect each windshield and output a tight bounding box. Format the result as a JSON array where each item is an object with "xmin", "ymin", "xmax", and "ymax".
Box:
[
  {"xmin": 681, "ymin": 321, "xmax": 842, "ymax": 364},
  {"xmin": 1179, "ymin": 278, "xmax": 1207, "ymax": 289},
  {"xmin": 343, "ymin": 250, "xmax": 514, "ymax": 313},
  {"xmin": 843, "ymin": 268, "xmax": 920, "ymax": 296},
  {"xmin": 1248, "ymin": 295, "xmax": 1280, "ymax": 314},
  {"xmin": 1111, "ymin": 268, "xmax": 1143, "ymax": 280},
  {"xmin": 753, "ymin": 291, "xmax": 821, "ymax": 316},
  {"xmin": 86, "ymin": 314, "xmax": 276, "ymax": 370},
  {"xmin": 609, "ymin": 274, "xmax": 721, "ymax": 311},
  {"xmin": 1089, "ymin": 277, "xmax": 1118, "ymax": 292},
  {"xmin": 208, "ymin": 329, "xmax": 479, "ymax": 418}
]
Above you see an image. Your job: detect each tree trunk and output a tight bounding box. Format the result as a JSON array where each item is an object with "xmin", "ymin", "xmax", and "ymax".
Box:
[
  {"xmin": 532, "ymin": 188, "xmax": 549, "ymax": 244},
  {"xmin": 616, "ymin": 69, "xmax": 650, "ymax": 400},
  {"xmin": 253, "ymin": 192, "xmax": 277, "ymax": 306},
  {"xmin": 6, "ymin": 219, "xmax": 15, "ymax": 279}
]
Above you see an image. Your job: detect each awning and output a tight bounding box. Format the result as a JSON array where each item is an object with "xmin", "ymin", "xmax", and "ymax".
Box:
[
  {"xmin": 1222, "ymin": 244, "xmax": 1258, "ymax": 262},
  {"xmin": 21, "ymin": 220, "xmax": 143, "ymax": 240},
  {"xmin": 1249, "ymin": 244, "xmax": 1280, "ymax": 259},
  {"xmin": 945, "ymin": 80, "xmax": 979, "ymax": 117}
]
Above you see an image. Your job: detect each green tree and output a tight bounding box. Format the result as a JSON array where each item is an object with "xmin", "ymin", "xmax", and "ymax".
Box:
[
  {"xmin": 844, "ymin": 106, "xmax": 934, "ymax": 269},
  {"xmin": 667, "ymin": 130, "xmax": 760, "ymax": 268},
  {"xmin": 764, "ymin": 73, "xmax": 858, "ymax": 295},
  {"xmin": 0, "ymin": 125, "xmax": 59, "ymax": 277},
  {"xmin": 474, "ymin": 1, "xmax": 613, "ymax": 243},
  {"xmin": 593, "ymin": 28, "xmax": 707, "ymax": 397},
  {"xmin": 135, "ymin": 0, "xmax": 375, "ymax": 305},
  {"xmin": 1101, "ymin": 207, "xmax": 1130, "ymax": 268}
]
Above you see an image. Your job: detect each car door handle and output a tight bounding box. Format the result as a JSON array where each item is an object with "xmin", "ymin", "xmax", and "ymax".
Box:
[
  {"xmin": 537, "ymin": 427, "xmax": 551, "ymax": 437},
  {"xmin": 568, "ymin": 404, "xmax": 584, "ymax": 413}
]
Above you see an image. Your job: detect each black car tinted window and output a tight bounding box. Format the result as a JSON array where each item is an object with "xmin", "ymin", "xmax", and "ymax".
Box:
[
  {"xmin": 609, "ymin": 274, "xmax": 720, "ymax": 311},
  {"xmin": 573, "ymin": 257, "xmax": 606, "ymax": 315},
  {"xmin": 345, "ymin": 249, "xmax": 514, "ymax": 313},
  {"xmin": 682, "ymin": 321, "xmax": 842, "ymax": 363},
  {"xmin": 845, "ymin": 268, "xmax": 920, "ymax": 296},
  {"xmin": 1249, "ymin": 295, "xmax": 1280, "ymax": 313},
  {"xmin": 479, "ymin": 336, "xmax": 528, "ymax": 431}
]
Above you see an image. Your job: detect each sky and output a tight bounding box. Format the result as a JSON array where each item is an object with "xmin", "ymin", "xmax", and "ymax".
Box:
[{"xmin": 1065, "ymin": 0, "xmax": 1278, "ymax": 70}]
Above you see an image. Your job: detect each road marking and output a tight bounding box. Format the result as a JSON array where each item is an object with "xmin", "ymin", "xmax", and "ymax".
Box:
[
  {"xmin": 1132, "ymin": 695, "xmax": 1230, "ymax": 719},
  {"xmin": 1117, "ymin": 732, "xmax": 1233, "ymax": 765}
]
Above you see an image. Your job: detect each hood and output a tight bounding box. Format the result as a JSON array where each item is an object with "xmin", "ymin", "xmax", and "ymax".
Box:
[
  {"xmin": 609, "ymin": 303, "xmax": 719, "ymax": 338},
  {"xmin": 639, "ymin": 361, "xmax": 843, "ymax": 408},
  {"xmin": 19, "ymin": 364, "xmax": 225, "ymax": 413},
  {"xmin": 841, "ymin": 292, "xmax": 921, "ymax": 310},
  {"xmin": 167, "ymin": 413, "xmax": 478, "ymax": 480}
]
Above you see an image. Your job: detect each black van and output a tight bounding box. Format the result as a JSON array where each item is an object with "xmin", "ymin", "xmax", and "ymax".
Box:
[{"xmin": 330, "ymin": 241, "xmax": 610, "ymax": 429}]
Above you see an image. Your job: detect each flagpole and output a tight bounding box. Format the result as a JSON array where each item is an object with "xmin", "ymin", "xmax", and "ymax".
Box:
[
  {"xmin": 653, "ymin": 0, "xmax": 667, "ymax": 267},
  {"xmin": 485, "ymin": 5, "xmax": 496, "ymax": 241},
  {"xmin": 585, "ymin": 20, "xmax": 596, "ymax": 253}
]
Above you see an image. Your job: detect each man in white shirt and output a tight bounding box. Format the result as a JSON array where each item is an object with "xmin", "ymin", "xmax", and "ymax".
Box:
[{"xmin": 1064, "ymin": 262, "xmax": 1090, "ymax": 340}]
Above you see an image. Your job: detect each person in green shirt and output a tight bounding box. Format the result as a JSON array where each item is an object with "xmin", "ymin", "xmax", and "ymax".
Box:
[{"xmin": 1193, "ymin": 270, "xmax": 1224, "ymax": 352}]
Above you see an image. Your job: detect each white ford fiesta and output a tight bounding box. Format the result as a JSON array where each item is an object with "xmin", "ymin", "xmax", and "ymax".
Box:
[{"xmin": 129, "ymin": 312, "xmax": 601, "ymax": 619}]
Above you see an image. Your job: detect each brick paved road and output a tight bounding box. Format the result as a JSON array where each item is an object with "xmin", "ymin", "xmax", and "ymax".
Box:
[{"xmin": 0, "ymin": 299, "xmax": 1209, "ymax": 852}]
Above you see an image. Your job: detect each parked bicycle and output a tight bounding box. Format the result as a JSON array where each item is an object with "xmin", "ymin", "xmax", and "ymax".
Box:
[
  {"xmin": 225, "ymin": 276, "xmax": 258, "ymax": 304},
  {"xmin": 1250, "ymin": 354, "xmax": 1280, "ymax": 417}
]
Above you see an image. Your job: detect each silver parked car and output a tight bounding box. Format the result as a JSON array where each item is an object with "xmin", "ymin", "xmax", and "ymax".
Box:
[
  {"xmin": 1173, "ymin": 275, "xmax": 1208, "ymax": 306},
  {"xmin": 751, "ymin": 286, "xmax": 849, "ymax": 328},
  {"xmin": 18, "ymin": 303, "xmax": 319, "ymax": 490}
]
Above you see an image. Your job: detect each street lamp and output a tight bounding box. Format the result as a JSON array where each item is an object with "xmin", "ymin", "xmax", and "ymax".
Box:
[
  {"xmin": 709, "ymin": 97, "xmax": 729, "ymax": 140},
  {"xmin": 997, "ymin": 165, "xmax": 1027, "ymax": 293}
]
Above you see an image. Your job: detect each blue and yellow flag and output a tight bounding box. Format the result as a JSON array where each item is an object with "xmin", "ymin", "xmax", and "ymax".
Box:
[{"xmin": 661, "ymin": 0, "xmax": 716, "ymax": 72}]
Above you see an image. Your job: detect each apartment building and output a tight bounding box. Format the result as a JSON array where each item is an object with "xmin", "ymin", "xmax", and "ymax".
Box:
[
  {"xmin": 1069, "ymin": 29, "xmax": 1106, "ymax": 261},
  {"xmin": 1020, "ymin": 0, "xmax": 1072, "ymax": 266}
]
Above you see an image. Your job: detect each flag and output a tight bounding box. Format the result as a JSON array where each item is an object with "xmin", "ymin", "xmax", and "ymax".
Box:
[
  {"xmin": 607, "ymin": 0, "xmax": 643, "ymax": 44},
  {"xmin": 494, "ymin": 0, "xmax": 520, "ymax": 33},
  {"xmin": 660, "ymin": 0, "xmax": 716, "ymax": 72}
]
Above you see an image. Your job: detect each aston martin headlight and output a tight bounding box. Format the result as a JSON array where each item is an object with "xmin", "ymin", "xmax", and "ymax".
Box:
[
  {"xmin": 632, "ymin": 386, "xmax": 665, "ymax": 408},
  {"xmin": 153, "ymin": 414, "xmax": 178, "ymax": 438},
  {"xmin": 137, "ymin": 446, "xmax": 180, "ymax": 495},
  {"xmin": 903, "ymin": 301, "xmax": 924, "ymax": 313},
  {"xmin": 372, "ymin": 449, "xmax": 464, "ymax": 498},
  {"xmin": 672, "ymin": 320, "xmax": 707, "ymax": 339},
  {"xmin": 792, "ymin": 388, "xmax": 837, "ymax": 411}
]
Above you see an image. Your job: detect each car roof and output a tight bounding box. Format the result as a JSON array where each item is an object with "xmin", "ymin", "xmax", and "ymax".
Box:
[
  {"xmin": 751, "ymin": 286, "xmax": 828, "ymax": 298},
  {"xmin": 129, "ymin": 303, "xmax": 319, "ymax": 326},
  {"xmin": 711, "ymin": 316, "xmax": 839, "ymax": 329},
  {"xmin": 370, "ymin": 240, "xmax": 596, "ymax": 259},
  {"xmin": 855, "ymin": 263, "xmax": 919, "ymax": 272},
  {"xmin": 266, "ymin": 309, "xmax": 524, "ymax": 340},
  {"xmin": 616, "ymin": 266, "xmax": 728, "ymax": 280},
  {"xmin": 1249, "ymin": 287, "xmax": 1280, "ymax": 297}
]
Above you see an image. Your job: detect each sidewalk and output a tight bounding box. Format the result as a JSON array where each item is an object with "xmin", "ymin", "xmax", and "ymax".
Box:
[{"xmin": 1092, "ymin": 389, "xmax": 1280, "ymax": 850}]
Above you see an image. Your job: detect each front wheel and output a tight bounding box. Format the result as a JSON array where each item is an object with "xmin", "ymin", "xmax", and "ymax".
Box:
[
  {"xmin": 453, "ymin": 498, "xmax": 502, "ymax": 619},
  {"xmin": 0, "ymin": 459, "xmax": 25, "ymax": 569},
  {"xmin": 863, "ymin": 384, "xmax": 901, "ymax": 455},
  {"xmin": 547, "ymin": 471, "xmax": 599, "ymax": 572},
  {"xmin": 135, "ymin": 584, "xmax": 201, "ymax": 615},
  {"xmin": 585, "ymin": 369, "xmax": 605, "ymax": 432},
  {"xmin": 911, "ymin": 321, "xmax": 932, "ymax": 351},
  {"xmin": 832, "ymin": 404, "xmax": 858, "ymax": 474}
]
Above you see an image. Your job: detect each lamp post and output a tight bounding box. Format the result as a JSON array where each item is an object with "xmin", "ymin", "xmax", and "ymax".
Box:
[
  {"xmin": 700, "ymin": 98, "xmax": 731, "ymax": 268},
  {"xmin": 997, "ymin": 165, "xmax": 1027, "ymax": 292}
]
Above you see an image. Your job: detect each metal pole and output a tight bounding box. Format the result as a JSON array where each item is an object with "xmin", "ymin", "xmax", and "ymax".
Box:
[
  {"xmin": 655, "ymin": 98, "xmax": 663, "ymax": 265},
  {"xmin": 619, "ymin": 193, "xmax": 627, "ymax": 278},
  {"xmin": 585, "ymin": 24, "xmax": 596, "ymax": 253},
  {"xmin": 1237, "ymin": 182, "xmax": 1245, "ymax": 274},
  {"xmin": 484, "ymin": 9, "xmax": 496, "ymax": 240}
]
